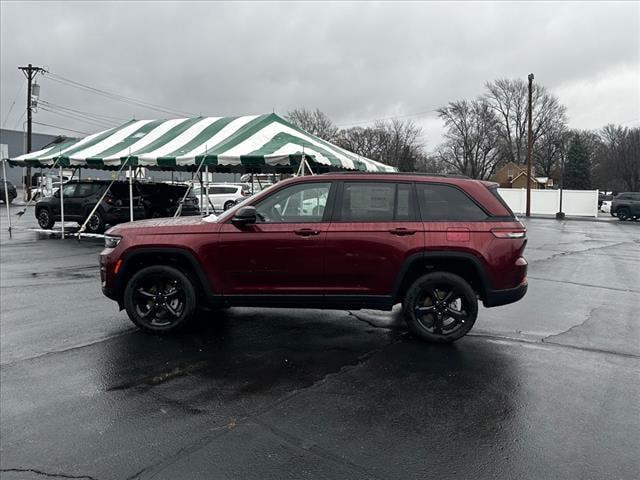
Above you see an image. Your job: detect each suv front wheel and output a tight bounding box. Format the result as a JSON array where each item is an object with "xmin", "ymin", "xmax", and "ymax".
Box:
[
  {"xmin": 403, "ymin": 272, "xmax": 478, "ymax": 343},
  {"xmin": 124, "ymin": 265, "xmax": 197, "ymax": 334}
]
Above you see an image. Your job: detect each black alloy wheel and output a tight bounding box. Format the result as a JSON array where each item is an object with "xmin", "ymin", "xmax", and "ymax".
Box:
[
  {"xmin": 404, "ymin": 272, "xmax": 478, "ymax": 343},
  {"xmin": 85, "ymin": 211, "xmax": 105, "ymax": 233},
  {"xmin": 124, "ymin": 265, "xmax": 196, "ymax": 333},
  {"xmin": 37, "ymin": 209, "xmax": 54, "ymax": 229},
  {"xmin": 617, "ymin": 208, "xmax": 630, "ymax": 221}
]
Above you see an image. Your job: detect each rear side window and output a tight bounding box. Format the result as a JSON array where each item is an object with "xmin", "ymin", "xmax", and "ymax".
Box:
[
  {"xmin": 75, "ymin": 183, "xmax": 100, "ymax": 197},
  {"xmin": 338, "ymin": 182, "xmax": 416, "ymax": 222},
  {"xmin": 416, "ymin": 184, "xmax": 487, "ymax": 221}
]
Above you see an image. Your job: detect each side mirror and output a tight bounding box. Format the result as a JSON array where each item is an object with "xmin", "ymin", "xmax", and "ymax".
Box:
[{"xmin": 232, "ymin": 206, "xmax": 257, "ymax": 226}]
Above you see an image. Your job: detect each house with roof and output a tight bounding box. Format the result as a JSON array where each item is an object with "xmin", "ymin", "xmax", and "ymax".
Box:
[{"xmin": 490, "ymin": 161, "xmax": 554, "ymax": 189}]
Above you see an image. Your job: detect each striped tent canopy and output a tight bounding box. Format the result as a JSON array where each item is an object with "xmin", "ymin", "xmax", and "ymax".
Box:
[{"xmin": 9, "ymin": 113, "xmax": 396, "ymax": 173}]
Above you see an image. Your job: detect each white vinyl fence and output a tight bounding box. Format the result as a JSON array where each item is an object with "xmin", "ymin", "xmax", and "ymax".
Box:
[{"xmin": 497, "ymin": 188, "xmax": 599, "ymax": 218}]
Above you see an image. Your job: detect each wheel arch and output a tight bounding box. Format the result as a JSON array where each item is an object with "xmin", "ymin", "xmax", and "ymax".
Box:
[
  {"xmin": 392, "ymin": 251, "xmax": 491, "ymax": 304},
  {"xmin": 116, "ymin": 247, "xmax": 213, "ymax": 306}
]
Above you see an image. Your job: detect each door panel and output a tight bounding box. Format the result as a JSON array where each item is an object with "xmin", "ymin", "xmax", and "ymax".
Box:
[
  {"xmin": 324, "ymin": 181, "xmax": 424, "ymax": 295},
  {"xmin": 324, "ymin": 221, "xmax": 424, "ymax": 294},
  {"xmin": 216, "ymin": 181, "xmax": 333, "ymax": 295},
  {"xmin": 217, "ymin": 222, "xmax": 327, "ymax": 294}
]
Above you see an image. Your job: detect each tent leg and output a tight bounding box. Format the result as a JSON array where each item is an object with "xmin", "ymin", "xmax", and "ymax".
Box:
[
  {"xmin": 59, "ymin": 165, "xmax": 65, "ymax": 240},
  {"xmin": 2, "ymin": 160, "xmax": 12, "ymax": 239},
  {"xmin": 128, "ymin": 165, "xmax": 134, "ymax": 222},
  {"xmin": 204, "ymin": 165, "xmax": 209, "ymax": 216}
]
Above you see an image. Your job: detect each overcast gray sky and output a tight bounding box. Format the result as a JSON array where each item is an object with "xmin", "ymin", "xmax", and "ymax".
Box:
[{"xmin": 1, "ymin": 1, "xmax": 638, "ymax": 151}]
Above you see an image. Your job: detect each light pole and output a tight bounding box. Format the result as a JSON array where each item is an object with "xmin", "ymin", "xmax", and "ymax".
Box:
[
  {"xmin": 555, "ymin": 140, "xmax": 566, "ymax": 220},
  {"xmin": 525, "ymin": 73, "xmax": 534, "ymax": 217}
]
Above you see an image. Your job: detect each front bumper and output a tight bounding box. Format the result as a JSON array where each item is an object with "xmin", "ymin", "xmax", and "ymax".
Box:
[{"xmin": 483, "ymin": 280, "xmax": 528, "ymax": 308}]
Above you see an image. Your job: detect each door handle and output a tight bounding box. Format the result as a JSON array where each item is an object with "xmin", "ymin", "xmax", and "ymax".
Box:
[
  {"xmin": 389, "ymin": 228, "xmax": 416, "ymax": 236},
  {"xmin": 294, "ymin": 228, "xmax": 320, "ymax": 236}
]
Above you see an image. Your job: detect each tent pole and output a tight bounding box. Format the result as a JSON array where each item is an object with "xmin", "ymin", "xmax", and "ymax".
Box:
[
  {"xmin": 128, "ymin": 165, "xmax": 134, "ymax": 222},
  {"xmin": 59, "ymin": 164, "xmax": 65, "ymax": 240},
  {"xmin": 204, "ymin": 165, "xmax": 209, "ymax": 216},
  {"xmin": 2, "ymin": 160, "xmax": 12, "ymax": 239}
]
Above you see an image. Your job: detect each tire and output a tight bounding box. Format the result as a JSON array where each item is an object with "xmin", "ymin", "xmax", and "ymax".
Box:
[
  {"xmin": 85, "ymin": 210, "xmax": 105, "ymax": 233},
  {"xmin": 124, "ymin": 265, "xmax": 197, "ymax": 334},
  {"xmin": 37, "ymin": 208, "xmax": 55, "ymax": 229},
  {"xmin": 617, "ymin": 208, "xmax": 630, "ymax": 221},
  {"xmin": 224, "ymin": 200, "xmax": 235, "ymax": 211},
  {"xmin": 403, "ymin": 272, "xmax": 478, "ymax": 343}
]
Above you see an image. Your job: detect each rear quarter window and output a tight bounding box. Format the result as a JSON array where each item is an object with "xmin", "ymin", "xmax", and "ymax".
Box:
[{"xmin": 416, "ymin": 183, "xmax": 488, "ymax": 221}]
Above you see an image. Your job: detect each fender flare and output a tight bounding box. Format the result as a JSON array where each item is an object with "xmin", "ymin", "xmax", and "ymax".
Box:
[
  {"xmin": 391, "ymin": 251, "xmax": 492, "ymax": 303},
  {"xmin": 115, "ymin": 247, "xmax": 213, "ymax": 300}
]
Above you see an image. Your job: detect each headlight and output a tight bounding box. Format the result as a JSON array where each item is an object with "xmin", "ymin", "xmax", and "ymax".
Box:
[{"xmin": 104, "ymin": 235, "xmax": 122, "ymax": 248}]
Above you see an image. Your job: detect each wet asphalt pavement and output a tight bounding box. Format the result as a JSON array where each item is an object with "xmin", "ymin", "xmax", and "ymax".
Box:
[{"xmin": 1, "ymin": 206, "xmax": 639, "ymax": 480}]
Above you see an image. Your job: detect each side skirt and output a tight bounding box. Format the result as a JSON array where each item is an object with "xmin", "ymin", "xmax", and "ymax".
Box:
[{"xmin": 216, "ymin": 294, "xmax": 395, "ymax": 311}]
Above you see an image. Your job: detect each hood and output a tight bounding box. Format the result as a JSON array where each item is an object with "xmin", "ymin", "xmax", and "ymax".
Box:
[{"xmin": 106, "ymin": 215, "xmax": 218, "ymax": 236}]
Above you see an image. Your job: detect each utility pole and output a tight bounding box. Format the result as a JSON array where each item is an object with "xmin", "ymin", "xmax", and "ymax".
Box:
[
  {"xmin": 18, "ymin": 64, "xmax": 46, "ymax": 201},
  {"xmin": 525, "ymin": 73, "xmax": 534, "ymax": 217}
]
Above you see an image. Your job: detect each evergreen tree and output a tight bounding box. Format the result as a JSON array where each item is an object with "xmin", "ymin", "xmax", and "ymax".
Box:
[{"xmin": 564, "ymin": 134, "xmax": 591, "ymax": 189}]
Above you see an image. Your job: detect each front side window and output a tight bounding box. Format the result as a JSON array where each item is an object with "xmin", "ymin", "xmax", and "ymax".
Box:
[
  {"xmin": 62, "ymin": 184, "xmax": 77, "ymax": 197},
  {"xmin": 417, "ymin": 184, "xmax": 487, "ymax": 221},
  {"xmin": 254, "ymin": 182, "xmax": 330, "ymax": 223},
  {"xmin": 337, "ymin": 182, "xmax": 416, "ymax": 222}
]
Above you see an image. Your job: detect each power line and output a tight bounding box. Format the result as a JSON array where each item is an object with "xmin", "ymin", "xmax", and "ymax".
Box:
[
  {"xmin": 2, "ymin": 83, "xmax": 25, "ymax": 128},
  {"xmin": 40, "ymin": 100, "xmax": 129, "ymax": 122},
  {"xmin": 44, "ymin": 72, "xmax": 198, "ymax": 117},
  {"xmin": 32, "ymin": 121, "xmax": 90, "ymax": 136},
  {"xmin": 39, "ymin": 105, "xmax": 116, "ymax": 129},
  {"xmin": 38, "ymin": 101, "xmax": 119, "ymax": 127},
  {"xmin": 13, "ymin": 109, "xmax": 26, "ymax": 130}
]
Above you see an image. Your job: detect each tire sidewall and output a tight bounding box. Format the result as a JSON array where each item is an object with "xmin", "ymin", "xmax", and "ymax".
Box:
[
  {"xmin": 37, "ymin": 208, "xmax": 54, "ymax": 229},
  {"xmin": 618, "ymin": 208, "xmax": 629, "ymax": 221},
  {"xmin": 124, "ymin": 265, "xmax": 197, "ymax": 334},
  {"xmin": 404, "ymin": 272, "xmax": 478, "ymax": 343},
  {"xmin": 85, "ymin": 210, "xmax": 105, "ymax": 233}
]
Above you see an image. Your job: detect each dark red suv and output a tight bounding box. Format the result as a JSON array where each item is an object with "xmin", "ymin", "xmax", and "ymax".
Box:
[{"xmin": 100, "ymin": 173, "xmax": 527, "ymax": 342}]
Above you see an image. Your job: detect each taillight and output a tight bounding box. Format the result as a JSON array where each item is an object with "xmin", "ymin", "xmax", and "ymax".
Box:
[{"xmin": 491, "ymin": 229, "xmax": 526, "ymax": 239}]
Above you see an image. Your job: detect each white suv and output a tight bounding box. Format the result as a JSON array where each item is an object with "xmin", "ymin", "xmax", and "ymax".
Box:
[{"xmin": 192, "ymin": 183, "xmax": 251, "ymax": 212}]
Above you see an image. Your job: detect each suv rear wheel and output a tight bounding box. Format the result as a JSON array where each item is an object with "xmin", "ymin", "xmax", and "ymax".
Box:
[
  {"xmin": 224, "ymin": 200, "xmax": 235, "ymax": 211},
  {"xmin": 124, "ymin": 265, "xmax": 197, "ymax": 334},
  {"xmin": 617, "ymin": 207, "xmax": 630, "ymax": 221},
  {"xmin": 403, "ymin": 272, "xmax": 478, "ymax": 343},
  {"xmin": 37, "ymin": 208, "xmax": 55, "ymax": 229}
]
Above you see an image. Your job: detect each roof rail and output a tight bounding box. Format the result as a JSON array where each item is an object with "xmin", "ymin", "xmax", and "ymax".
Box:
[{"xmin": 321, "ymin": 171, "xmax": 472, "ymax": 179}]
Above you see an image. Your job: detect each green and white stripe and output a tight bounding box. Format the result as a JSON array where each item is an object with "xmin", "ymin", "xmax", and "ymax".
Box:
[{"xmin": 10, "ymin": 113, "xmax": 396, "ymax": 172}]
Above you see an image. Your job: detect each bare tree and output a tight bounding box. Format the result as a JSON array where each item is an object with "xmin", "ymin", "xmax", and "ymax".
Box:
[
  {"xmin": 436, "ymin": 99, "xmax": 500, "ymax": 179},
  {"xmin": 596, "ymin": 125, "xmax": 640, "ymax": 192},
  {"xmin": 285, "ymin": 108, "xmax": 338, "ymax": 141},
  {"xmin": 534, "ymin": 126, "xmax": 568, "ymax": 178},
  {"xmin": 485, "ymin": 78, "xmax": 567, "ymax": 165},
  {"xmin": 336, "ymin": 119, "xmax": 425, "ymax": 171}
]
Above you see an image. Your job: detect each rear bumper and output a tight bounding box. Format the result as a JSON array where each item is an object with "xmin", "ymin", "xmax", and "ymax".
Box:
[{"xmin": 483, "ymin": 281, "xmax": 528, "ymax": 308}]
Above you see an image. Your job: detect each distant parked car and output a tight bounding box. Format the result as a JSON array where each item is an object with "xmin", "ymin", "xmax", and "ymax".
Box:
[
  {"xmin": 598, "ymin": 193, "xmax": 613, "ymax": 209},
  {"xmin": 0, "ymin": 179, "xmax": 17, "ymax": 204},
  {"xmin": 136, "ymin": 182, "xmax": 200, "ymax": 218},
  {"xmin": 35, "ymin": 180, "xmax": 200, "ymax": 233},
  {"xmin": 192, "ymin": 183, "xmax": 251, "ymax": 212},
  {"xmin": 610, "ymin": 192, "xmax": 640, "ymax": 221}
]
